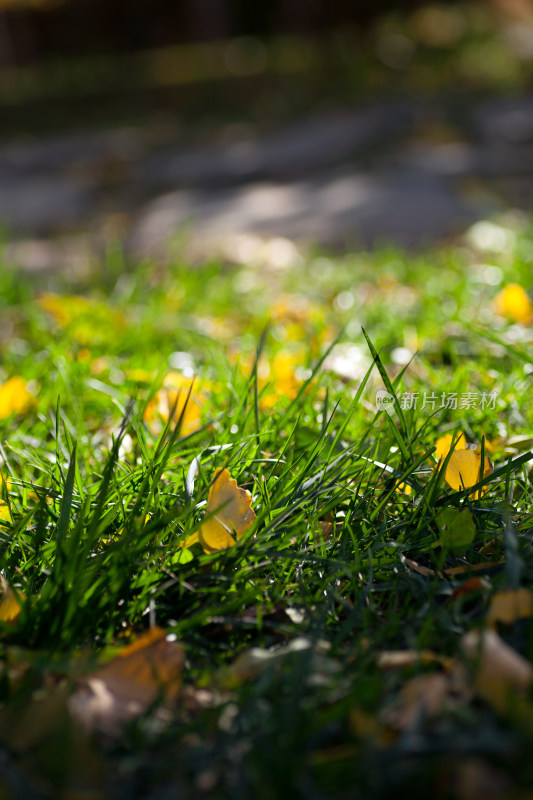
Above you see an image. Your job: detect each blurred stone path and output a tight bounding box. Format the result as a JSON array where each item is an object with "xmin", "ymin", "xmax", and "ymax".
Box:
[{"xmin": 2, "ymin": 94, "xmax": 533, "ymax": 269}]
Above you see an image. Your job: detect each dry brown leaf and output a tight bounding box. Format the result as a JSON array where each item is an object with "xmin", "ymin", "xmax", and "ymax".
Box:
[
  {"xmin": 380, "ymin": 673, "xmax": 451, "ymax": 731},
  {"xmin": 377, "ymin": 649, "xmax": 455, "ymax": 671},
  {"xmin": 404, "ymin": 557, "xmax": 502, "ymax": 579},
  {"xmin": 349, "ymin": 709, "xmax": 393, "ymax": 746},
  {"xmin": 218, "ymin": 638, "xmax": 336, "ymax": 689},
  {"xmin": 462, "ymin": 629, "xmax": 533, "ymax": 712},
  {"xmin": 486, "ymin": 588, "xmax": 533, "ymax": 628},
  {"xmin": 450, "ymin": 576, "xmax": 491, "ymax": 602},
  {"xmin": 69, "ymin": 627, "xmax": 185, "ymax": 735}
]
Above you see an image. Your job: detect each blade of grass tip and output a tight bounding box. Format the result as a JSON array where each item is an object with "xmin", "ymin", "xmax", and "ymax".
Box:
[
  {"xmin": 321, "ymin": 388, "xmax": 329, "ymax": 437},
  {"xmin": 86, "ymin": 402, "xmax": 133, "ymax": 543},
  {"xmin": 253, "ymin": 335, "xmax": 264, "ymax": 455},
  {"xmin": 265, "ymin": 410, "xmax": 303, "ymax": 485},
  {"xmin": 229, "ymin": 325, "xmax": 269, "ymax": 433},
  {"xmin": 419, "ymin": 428, "xmax": 465, "ymax": 515},
  {"xmin": 327, "ymin": 361, "xmax": 375, "ymax": 457},
  {"xmin": 53, "ymin": 397, "xmax": 65, "ymax": 485},
  {"xmin": 367, "ymin": 445, "xmax": 433, "ymax": 523},
  {"xmin": 52, "ymin": 441, "xmax": 77, "ymax": 581},
  {"xmin": 138, "ymin": 383, "xmax": 203, "ymax": 519},
  {"xmin": 479, "ymin": 434, "xmax": 486, "ymax": 503},
  {"xmin": 130, "ymin": 381, "xmax": 194, "ymax": 521},
  {"xmin": 503, "ymin": 506, "xmax": 522, "ymax": 589},
  {"xmin": 361, "ymin": 327, "xmax": 412, "ymax": 461}
]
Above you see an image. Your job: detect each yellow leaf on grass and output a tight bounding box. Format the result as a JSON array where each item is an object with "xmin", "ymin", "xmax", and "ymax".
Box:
[
  {"xmin": 494, "ymin": 283, "xmax": 533, "ymax": 325},
  {"xmin": 487, "ymin": 588, "xmax": 533, "ymax": 629},
  {"xmin": 434, "ymin": 432, "xmax": 466, "ymax": 462},
  {"xmin": 38, "ymin": 293, "xmax": 126, "ymax": 346},
  {"xmin": 0, "ymin": 376, "xmax": 33, "ymax": 419},
  {"xmin": 144, "ymin": 372, "xmax": 206, "ymax": 437},
  {"xmin": 0, "ymin": 477, "xmax": 11, "ymax": 523},
  {"xmin": 258, "ymin": 351, "xmax": 303, "ymax": 410},
  {"xmin": 0, "ymin": 575, "xmax": 24, "ymax": 624},
  {"xmin": 184, "ymin": 468, "xmax": 256, "ymax": 554},
  {"xmin": 445, "ymin": 449, "xmax": 493, "ymax": 498}
]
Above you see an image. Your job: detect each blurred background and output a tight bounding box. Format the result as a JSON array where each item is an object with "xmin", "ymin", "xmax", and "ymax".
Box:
[{"xmin": 2, "ymin": 0, "xmax": 533, "ymax": 270}]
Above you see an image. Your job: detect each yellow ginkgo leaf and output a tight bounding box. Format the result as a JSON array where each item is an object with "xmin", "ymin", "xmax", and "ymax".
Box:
[
  {"xmin": 144, "ymin": 373, "xmax": 206, "ymax": 437},
  {"xmin": 0, "ymin": 376, "xmax": 33, "ymax": 420},
  {"xmin": 0, "ymin": 575, "xmax": 24, "ymax": 625},
  {"xmin": 494, "ymin": 283, "xmax": 533, "ymax": 325},
  {"xmin": 434, "ymin": 432, "xmax": 466, "ymax": 462},
  {"xmin": 0, "ymin": 501, "xmax": 11, "ymax": 523},
  {"xmin": 258, "ymin": 351, "xmax": 304, "ymax": 410},
  {"xmin": 444, "ymin": 449, "xmax": 493, "ymax": 498},
  {"xmin": 186, "ymin": 468, "xmax": 256, "ymax": 554}
]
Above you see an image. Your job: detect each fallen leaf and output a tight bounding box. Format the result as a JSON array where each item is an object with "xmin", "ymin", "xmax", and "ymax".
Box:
[
  {"xmin": 380, "ymin": 673, "xmax": 451, "ymax": 731},
  {"xmin": 444, "ymin": 449, "xmax": 493, "ymax": 498},
  {"xmin": 501, "ymin": 434, "xmax": 533, "ymax": 453},
  {"xmin": 494, "ymin": 283, "xmax": 533, "ymax": 324},
  {"xmin": 0, "ymin": 575, "xmax": 24, "ymax": 625},
  {"xmin": 450, "ymin": 576, "xmax": 491, "ymax": 602},
  {"xmin": 446, "ymin": 757, "xmax": 514, "ymax": 800},
  {"xmin": 144, "ymin": 372, "xmax": 206, "ymax": 436},
  {"xmin": 462, "ymin": 629, "xmax": 533, "ymax": 712},
  {"xmin": 0, "ymin": 376, "xmax": 34, "ymax": 419},
  {"xmin": 69, "ymin": 627, "xmax": 185, "ymax": 735},
  {"xmin": 377, "ymin": 649, "xmax": 455, "ymax": 671},
  {"xmin": 184, "ymin": 468, "xmax": 256, "ymax": 553},
  {"xmin": 350, "ymin": 709, "xmax": 392, "ymax": 745},
  {"xmin": 38, "ymin": 293, "xmax": 126, "ymax": 345},
  {"xmin": 436, "ymin": 508, "xmax": 476, "ymax": 555},
  {"xmin": 0, "ymin": 481, "xmax": 11, "ymax": 523},
  {"xmin": 434, "ymin": 432, "xmax": 467, "ymax": 462},
  {"xmin": 217, "ymin": 637, "xmax": 337, "ymax": 689},
  {"xmin": 256, "ymin": 351, "xmax": 304, "ymax": 409},
  {"xmin": 486, "ymin": 588, "xmax": 533, "ymax": 628},
  {"xmin": 0, "ymin": 686, "xmax": 106, "ymax": 795},
  {"xmin": 404, "ymin": 557, "xmax": 502, "ymax": 579},
  {"xmin": 400, "ymin": 481, "xmax": 413, "ymax": 495}
]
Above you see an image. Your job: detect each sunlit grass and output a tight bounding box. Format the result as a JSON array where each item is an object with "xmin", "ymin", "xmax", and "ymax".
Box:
[{"xmin": 0, "ymin": 217, "xmax": 532, "ymax": 797}]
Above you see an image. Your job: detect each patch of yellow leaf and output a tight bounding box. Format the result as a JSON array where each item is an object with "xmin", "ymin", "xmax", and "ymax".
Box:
[
  {"xmin": 494, "ymin": 283, "xmax": 533, "ymax": 324},
  {"xmin": 395, "ymin": 481, "xmax": 412, "ymax": 496},
  {"xmin": 183, "ymin": 468, "xmax": 255, "ymax": 553},
  {"xmin": 38, "ymin": 292, "xmax": 126, "ymax": 346},
  {"xmin": 126, "ymin": 368, "xmax": 154, "ymax": 384},
  {"xmin": 0, "ymin": 503, "xmax": 11, "ymax": 522},
  {"xmin": 434, "ymin": 432, "xmax": 466, "ymax": 462},
  {"xmin": 444, "ymin": 449, "xmax": 493, "ymax": 498},
  {"xmin": 0, "ymin": 376, "xmax": 34, "ymax": 419},
  {"xmin": 259, "ymin": 351, "xmax": 303, "ymax": 409},
  {"xmin": 0, "ymin": 575, "xmax": 24, "ymax": 625},
  {"xmin": 144, "ymin": 373, "xmax": 206, "ymax": 436}
]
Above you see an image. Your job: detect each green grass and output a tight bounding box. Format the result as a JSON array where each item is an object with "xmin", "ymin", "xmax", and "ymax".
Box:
[{"xmin": 0, "ymin": 215, "xmax": 533, "ymax": 798}]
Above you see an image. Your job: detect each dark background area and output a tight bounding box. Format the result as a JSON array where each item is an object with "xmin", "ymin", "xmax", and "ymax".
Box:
[
  {"xmin": 2, "ymin": 0, "xmax": 533, "ymax": 264},
  {"xmin": 1, "ymin": 0, "xmax": 462, "ymax": 64}
]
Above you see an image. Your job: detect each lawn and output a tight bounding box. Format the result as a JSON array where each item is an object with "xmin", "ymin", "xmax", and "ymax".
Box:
[{"xmin": 0, "ymin": 216, "xmax": 533, "ymax": 798}]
